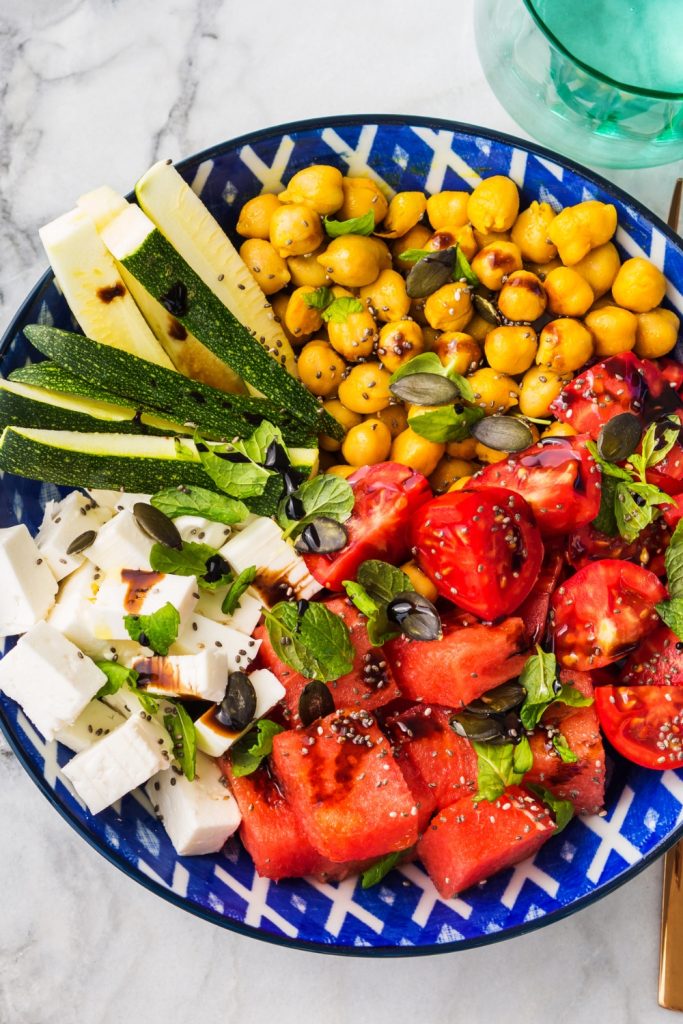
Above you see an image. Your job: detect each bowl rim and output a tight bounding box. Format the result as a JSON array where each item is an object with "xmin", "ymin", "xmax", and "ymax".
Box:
[{"xmin": 2, "ymin": 111, "xmax": 683, "ymax": 957}]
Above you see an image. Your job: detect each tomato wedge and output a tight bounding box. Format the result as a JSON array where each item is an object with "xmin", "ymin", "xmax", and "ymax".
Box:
[
  {"xmin": 595, "ymin": 686, "xmax": 683, "ymax": 770},
  {"xmin": 567, "ymin": 517, "xmax": 670, "ymax": 577},
  {"xmin": 623, "ymin": 625, "xmax": 683, "ymax": 686},
  {"xmin": 551, "ymin": 559, "xmax": 666, "ymax": 670}
]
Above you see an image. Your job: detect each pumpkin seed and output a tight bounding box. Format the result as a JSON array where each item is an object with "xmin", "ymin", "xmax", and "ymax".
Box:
[
  {"xmin": 389, "ymin": 372, "xmax": 461, "ymax": 406},
  {"xmin": 264, "ymin": 441, "xmax": 290, "ymax": 472},
  {"xmin": 466, "ymin": 681, "xmax": 526, "ymax": 717},
  {"xmin": 294, "ymin": 517, "xmax": 348, "ymax": 554},
  {"xmin": 449, "ymin": 712, "xmax": 507, "ymax": 744},
  {"xmin": 299, "ymin": 680, "xmax": 335, "ymax": 726},
  {"xmin": 406, "ymin": 248, "xmax": 456, "ymax": 299},
  {"xmin": 203, "ymin": 552, "xmax": 230, "ymax": 584},
  {"xmin": 133, "ymin": 502, "xmax": 182, "ymax": 549},
  {"xmin": 473, "ymin": 293, "xmax": 502, "ymax": 324},
  {"xmin": 65, "ymin": 529, "xmax": 97, "ymax": 556},
  {"xmin": 597, "ymin": 412, "xmax": 642, "ymax": 463},
  {"xmin": 471, "ymin": 415, "xmax": 534, "ymax": 452},
  {"xmin": 283, "ymin": 467, "xmax": 306, "ymax": 495},
  {"xmin": 386, "ymin": 591, "xmax": 442, "ymax": 641},
  {"xmin": 284, "ymin": 494, "xmax": 306, "ymax": 520},
  {"xmin": 216, "ymin": 671, "xmax": 257, "ymax": 732},
  {"xmin": 503, "ymin": 710, "xmax": 524, "ymax": 743}
]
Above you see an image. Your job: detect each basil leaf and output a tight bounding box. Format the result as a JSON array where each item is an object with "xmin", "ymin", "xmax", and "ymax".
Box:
[
  {"xmin": 554, "ymin": 684, "xmax": 594, "ymax": 710},
  {"xmin": 94, "ymin": 661, "xmax": 139, "ymax": 699},
  {"xmin": 454, "ymin": 246, "xmax": 478, "ymax": 287},
  {"xmin": 263, "ymin": 601, "xmax": 354, "ymax": 681},
  {"xmin": 389, "ymin": 352, "xmax": 445, "ymax": 383},
  {"xmin": 151, "ymin": 486, "xmax": 248, "ymax": 526},
  {"xmin": 664, "ymin": 520, "xmax": 683, "ymax": 600},
  {"xmin": 361, "ymin": 850, "xmax": 406, "ymax": 889},
  {"xmin": 528, "ymin": 784, "xmax": 574, "ymax": 833},
  {"xmin": 446, "ymin": 370, "xmax": 476, "ymax": 402},
  {"xmin": 321, "ymin": 297, "xmax": 364, "ymax": 323},
  {"xmin": 136, "ymin": 690, "xmax": 160, "ymax": 714},
  {"xmin": 124, "ymin": 602, "xmax": 180, "ymax": 656},
  {"xmin": 656, "ymin": 597, "xmax": 683, "ymax": 638},
  {"xmin": 303, "ymin": 286, "xmax": 333, "ymax": 311},
  {"xmin": 513, "ymin": 735, "xmax": 534, "ymax": 774},
  {"xmin": 199, "ymin": 446, "xmax": 270, "ymax": 498},
  {"xmin": 222, "ymin": 566, "xmax": 257, "ymax": 616},
  {"xmin": 409, "ymin": 404, "xmax": 484, "ymax": 443},
  {"xmin": 553, "ymin": 732, "xmax": 578, "ymax": 764},
  {"xmin": 278, "ymin": 474, "xmax": 354, "ymax": 538},
  {"xmin": 646, "ymin": 421, "xmax": 680, "ymax": 468},
  {"xmin": 585, "ymin": 440, "xmax": 633, "ymax": 481},
  {"xmin": 164, "ymin": 703, "xmax": 197, "ymax": 781},
  {"xmin": 230, "ymin": 719, "xmax": 285, "ymax": 777},
  {"xmin": 323, "ymin": 210, "xmax": 374, "ymax": 237},
  {"xmin": 591, "ymin": 473, "xmax": 619, "ymax": 536},
  {"xmin": 519, "ymin": 648, "xmax": 559, "ymax": 731},
  {"xmin": 614, "ymin": 482, "xmax": 667, "ymax": 544},
  {"xmin": 343, "ymin": 580, "xmax": 380, "ymax": 620},
  {"xmin": 397, "ymin": 247, "xmax": 433, "ymax": 264},
  {"xmin": 472, "ymin": 741, "xmax": 524, "ymax": 803},
  {"xmin": 150, "ymin": 540, "xmax": 216, "ymax": 577},
  {"xmin": 357, "ymin": 560, "xmax": 413, "ymax": 606}
]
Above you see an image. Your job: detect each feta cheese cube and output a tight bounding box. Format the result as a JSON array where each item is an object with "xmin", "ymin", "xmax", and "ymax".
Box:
[
  {"xmin": 196, "ymin": 586, "xmax": 263, "ymax": 635},
  {"xmin": 131, "ymin": 650, "xmax": 229, "ymax": 703},
  {"xmin": 55, "ymin": 700, "xmax": 124, "ymax": 753},
  {"xmin": 145, "ymin": 751, "xmax": 241, "ymax": 856},
  {"xmin": 86, "ymin": 489, "xmax": 151, "ymax": 514},
  {"xmin": 174, "ymin": 515, "xmax": 233, "ymax": 550},
  {"xmin": 219, "ymin": 517, "xmax": 321, "ymax": 603},
  {"xmin": 86, "ymin": 511, "xmax": 154, "ymax": 572},
  {"xmin": 194, "ymin": 668, "xmax": 285, "ymax": 757},
  {"xmin": 63, "ymin": 713, "xmax": 172, "ymax": 814},
  {"xmin": 0, "ymin": 621, "xmax": 106, "ymax": 740},
  {"xmin": 91, "ymin": 570, "xmax": 199, "ymax": 641},
  {"xmin": 36, "ymin": 490, "xmax": 112, "ymax": 580},
  {"xmin": 171, "ymin": 613, "xmax": 260, "ymax": 670},
  {"xmin": 0, "ymin": 524, "xmax": 58, "ymax": 637}
]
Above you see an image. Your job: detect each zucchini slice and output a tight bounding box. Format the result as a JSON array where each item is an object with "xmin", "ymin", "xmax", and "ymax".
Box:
[{"xmin": 134, "ymin": 160, "xmax": 297, "ymax": 376}]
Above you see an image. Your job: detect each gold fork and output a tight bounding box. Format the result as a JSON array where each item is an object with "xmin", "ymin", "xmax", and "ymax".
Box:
[{"xmin": 658, "ymin": 176, "xmax": 683, "ymax": 1013}]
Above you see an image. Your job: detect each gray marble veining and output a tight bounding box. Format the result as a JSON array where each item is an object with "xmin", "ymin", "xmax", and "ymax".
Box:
[{"xmin": 0, "ymin": 1, "xmax": 679, "ymax": 1021}]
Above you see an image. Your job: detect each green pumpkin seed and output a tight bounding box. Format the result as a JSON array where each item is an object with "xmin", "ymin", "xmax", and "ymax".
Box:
[
  {"xmin": 471, "ymin": 415, "xmax": 534, "ymax": 453},
  {"xmin": 597, "ymin": 412, "xmax": 642, "ymax": 463},
  {"xmin": 299, "ymin": 680, "xmax": 335, "ymax": 726},
  {"xmin": 389, "ymin": 372, "xmax": 462, "ymax": 406},
  {"xmin": 65, "ymin": 529, "xmax": 97, "ymax": 556},
  {"xmin": 473, "ymin": 293, "xmax": 502, "ymax": 324},
  {"xmin": 467, "ymin": 681, "xmax": 526, "ymax": 717},
  {"xmin": 406, "ymin": 249, "xmax": 456, "ymax": 299},
  {"xmin": 133, "ymin": 502, "xmax": 183, "ymax": 550},
  {"xmin": 449, "ymin": 712, "xmax": 507, "ymax": 744}
]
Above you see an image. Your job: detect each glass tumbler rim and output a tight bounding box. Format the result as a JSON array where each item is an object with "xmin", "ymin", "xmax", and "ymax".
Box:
[{"xmin": 523, "ymin": 0, "xmax": 683, "ymax": 101}]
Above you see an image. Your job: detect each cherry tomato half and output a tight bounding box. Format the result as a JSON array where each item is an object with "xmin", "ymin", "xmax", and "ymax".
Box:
[
  {"xmin": 567, "ymin": 517, "xmax": 669, "ymax": 577},
  {"xmin": 623, "ymin": 625, "xmax": 683, "ymax": 686},
  {"xmin": 413, "ymin": 486, "xmax": 544, "ymax": 620},
  {"xmin": 595, "ymin": 686, "xmax": 683, "ymax": 770}
]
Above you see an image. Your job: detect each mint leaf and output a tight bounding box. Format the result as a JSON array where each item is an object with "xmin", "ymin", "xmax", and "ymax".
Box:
[
  {"xmin": 222, "ymin": 566, "xmax": 257, "ymax": 616},
  {"xmin": 585, "ymin": 440, "xmax": 632, "ymax": 480},
  {"xmin": 150, "ymin": 540, "xmax": 216, "ymax": 577},
  {"xmin": 630, "ymin": 420, "xmax": 679, "ymax": 477},
  {"xmin": 235, "ymin": 421, "xmax": 289, "ymax": 465},
  {"xmin": 278, "ymin": 474, "xmax": 354, "ymax": 539},
  {"xmin": 554, "ymin": 684, "xmax": 594, "ymax": 710},
  {"xmin": 164, "ymin": 703, "xmax": 197, "ymax": 781},
  {"xmin": 614, "ymin": 481, "xmax": 669, "ymax": 544},
  {"xmin": 124, "ymin": 602, "xmax": 180, "ymax": 656},
  {"xmin": 323, "ymin": 210, "xmax": 374, "ymax": 237},
  {"xmin": 513, "ymin": 735, "xmax": 534, "ymax": 774},
  {"xmin": 656, "ymin": 597, "xmax": 683, "ymax": 638},
  {"xmin": 321, "ymin": 297, "xmax": 364, "ymax": 323},
  {"xmin": 230, "ymin": 719, "xmax": 285, "ymax": 777},
  {"xmin": 94, "ymin": 660, "xmax": 138, "ymax": 699},
  {"xmin": 528, "ymin": 784, "xmax": 574, "ymax": 833},
  {"xmin": 454, "ymin": 246, "xmax": 478, "ymax": 287},
  {"xmin": 409, "ymin": 404, "xmax": 484, "ymax": 443},
  {"xmin": 591, "ymin": 473, "xmax": 619, "ymax": 536},
  {"xmin": 361, "ymin": 850, "xmax": 407, "ymax": 889},
  {"xmin": 519, "ymin": 648, "xmax": 559, "ymax": 730},
  {"xmin": 343, "ymin": 580, "xmax": 380, "ymax": 620},
  {"xmin": 263, "ymin": 601, "xmax": 354, "ymax": 681},
  {"xmin": 151, "ymin": 486, "xmax": 248, "ymax": 526},
  {"xmin": 664, "ymin": 520, "xmax": 683, "ymax": 599},
  {"xmin": 553, "ymin": 732, "xmax": 578, "ymax": 764},
  {"xmin": 389, "ymin": 352, "xmax": 447, "ymax": 384},
  {"xmin": 198, "ymin": 446, "xmax": 270, "ymax": 498},
  {"xmin": 397, "ymin": 247, "xmax": 433, "ymax": 264},
  {"xmin": 303, "ymin": 286, "xmax": 333, "ymax": 311},
  {"xmin": 357, "ymin": 560, "xmax": 413, "ymax": 606},
  {"xmin": 472, "ymin": 742, "xmax": 524, "ymax": 802}
]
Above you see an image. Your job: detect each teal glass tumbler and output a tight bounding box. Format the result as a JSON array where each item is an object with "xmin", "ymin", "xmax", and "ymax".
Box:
[{"xmin": 475, "ymin": 0, "xmax": 683, "ymax": 169}]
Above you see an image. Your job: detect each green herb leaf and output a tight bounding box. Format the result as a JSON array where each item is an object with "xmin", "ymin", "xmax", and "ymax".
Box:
[
  {"xmin": 230, "ymin": 719, "xmax": 285, "ymax": 777},
  {"xmin": 591, "ymin": 473, "xmax": 619, "ymax": 536},
  {"xmin": 343, "ymin": 580, "xmax": 380, "ymax": 620},
  {"xmin": 136, "ymin": 690, "xmax": 160, "ymax": 714},
  {"xmin": 357, "ymin": 559, "xmax": 413, "ymax": 606},
  {"xmin": 397, "ymin": 247, "xmax": 433, "ymax": 264},
  {"xmin": 361, "ymin": 850, "xmax": 407, "ymax": 889},
  {"xmin": 150, "ymin": 540, "xmax": 216, "ymax": 577},
  {"xmin": 302, "ymin": 286, "xmax": 333, "ymax": 311},
  {"xmin": 664, "ymin": 520, "xmax": 683, "ymax": 600},
  {"xmin": 585, "ymin": 440, "xmax": 633, "ymax": 481},
  {"xmin": 527, "ymin": 784, "xmax": 574, "ymax": 833},
  {"xmin": 409, "ymin": 404, "xmax": 484, "ymax": 443},
  {"xmin": 164, "ymin": 703, "xmax": 197, "ymax": 781},
  {"xmin": 388, "ymin": 352, "xmax": 445, "ymax": 384},
  {"xmin": 235, "ymin": 421, "xmax": 289, "ymax": 465},
  {"xmin": 513, "ymin": 735, "xmax": 534, "ymax": 774},
  {"xmin": 94, "ymin": 660, "xmax": 139, "ymax": 699},
  {"xmin": 124, "ymin": 602, "xmax": 180, "ymax": 656},
  {"xmin": 278, "ymin": 474, "xmax": 354, "ymax": 538},
  {"xmin": 445, "ymin": 369, "xmax": 476, "ymax": 402},
  {"xmin": 554, "ymin": 684, "xmax": 594, "ymax": 710},
  {"xmin": 198, "ymin": 446, "xmax": 270, "ymax": 498},
  {"xmin": 472, "ymin": 741, "xmax": 524, "ymax": 803},
  {"xmin": 553, "ymin": 732, "xmax": 578, "ymax": 764},
  {"xmin": 614, "ymin": 481, "xmax": 669, "ymax": 544},
  {"xmin": 656, "ymin": 597, "xmax": 683, "ymax": 638},
  {"xmin": 151, "ymin": 486, "xmax": 248, "ymax": 526},
  {"xmin": 323, "ymin": 210, "xmax": 375, "ymax": 237},
  {"xmin": 630, "ymin": 421, "xmax": 680, "ymax": 478},
  {"xmin": 321, "ymin": 297, "xmax": 365, "ymax": 323},
  {"xmin": 519, "ymin": 647, "xmax": 559, "ymax": 731},
  {"xmin": 263, "ymin": 601, "xmax": 354, "ymax": 681},
  {"xmin": 454, "ymin": 246, "xmax": 479, "ymax": 287},
  {"xmin": 222, "ymin": 566, "xmax": 257, "ymax": 616}
]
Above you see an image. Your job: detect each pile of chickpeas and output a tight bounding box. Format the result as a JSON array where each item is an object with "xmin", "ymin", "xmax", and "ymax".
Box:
[{"xmin": 236, "ymin": 164, "xmax": 680, "ymax": 496}]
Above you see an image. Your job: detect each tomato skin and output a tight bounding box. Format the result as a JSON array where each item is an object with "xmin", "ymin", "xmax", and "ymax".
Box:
[
  {"xmin": 595, "ymin": 686, "xmax": 683, "ymax": 770},
  {"xmin": 623, "ymin": 625, "xmax": 683, "ymax": 686},
  {"xmin": 472, "ymin": 435, "xmax": 601, "ymax": 536},
  {"xmin": 413, "ymin": 486, "xmax": 544, "ymax": 620},
  {"xmin": 659, "ymin": 358, "xmax": 683, "ymax": 394},
  {"xmin": 517, "ymin": 548, "xmax": 564, "ymax": 644},
  {"xmin": 551, "ymin": 559, "xmax": 666, "ymax": 670},
  {"xmin": 567, "ymin": 517, "xmax": 669, "ymax": 577},
  {"xmin": 303, "ymin": 462, "xmax": 432, "ymax": 591}
]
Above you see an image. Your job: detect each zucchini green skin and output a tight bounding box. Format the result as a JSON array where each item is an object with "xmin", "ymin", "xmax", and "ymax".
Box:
[
  {"xmin": 10, "ymin": 361, "xmax": 131, "ymax": 403},
  {"xmin": 0, "ymin": 388, "xmax": 147, "ymax": 434},
  {"xmin": 118, "ymin": 230, "xmax": 343, "ymax": 440}
]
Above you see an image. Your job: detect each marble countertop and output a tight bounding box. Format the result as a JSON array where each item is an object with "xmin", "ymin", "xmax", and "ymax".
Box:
[{"xmin": 0, "ymin": 1, "xmax": 680, "ymax": 1021}]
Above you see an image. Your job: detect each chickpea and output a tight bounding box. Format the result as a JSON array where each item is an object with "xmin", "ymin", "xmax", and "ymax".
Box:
[
  {"xmin": 318, "ymin": 235, "xmax": 383, "ymax": 287},
  {"xmin": 236, "ymin": 193, "xmax": 282, "ymax": 240},
  {"xmin": 424, "ymin": 225, "xmax": 477, "ymax": 261},
  {"xmin": 544, "ymin": 266, "xmax": 595, "ymax": 317},
  {"xmin": 426, "ymin": 191, "xmax": 470, "ymax": 230},
  {"xmin": 612, "ymin": 257, "xmax": 667, "ymax": 313},
  {"xmin": 239, "ymin": 238, "xmax": 290, "ymax": 295},
  {"xmin": 449, "ymin": 476, "xmax": 474, "ymax": 491},
  {"xmin": 409, "ymin": 298, "xmax": 429, "ymax": 326},
  {"xmin": 584, "ymin": 305, "xmax": 638, "ymax": 358},
  {"xmin": 484, "ymin": 325, "xmax": 538, "ymax": 375},
  {"xmin": 525, "ymin": 257, "xmax": 563, "ymax": 280},
  {"xmin": 284, "ymin": 286, "xmax": 323, "ymax": 340},
  {"xmin": 400, "ymin": 560, "xmax": 438, "ymax": 602},
  {"xmin": 497, "ymin": 271, "xmax": 547, "ymax": 322},
  {"xmin": 475, "ymin": 441, "xmax": 509, "ymax": 465},
  {"xmin": 473, "ymin": 229, "xmax": 512, "ymax": 250},
  {"xmin": 424, "ymin": 282, "xmax": 473, "ymax": 332},
  {"xmin": 375, "ymin": 403, "xmax": 408, "ymax": 437},
  {"xmin": 536, "ymin": 318, "xmax": 593, "ymax": 373},
  {"xmin": 327, "ymin": 464, "xmax": 357, "ymax": 479},
  {"xmin": 341, "ymin": 418, "xmax": 393, "ymax": 466},
  {"xmin": 447, "ymin": 437, "xmax": 478, "ymax": 459},
  {"xmin": 319, "ymin": 399, "xmax": 363, "ymax": 452},
  {"xmin": 430, "ymin": 456, "xmax": 478, "ymax": 492},
  {"xmin": 378, "ymin": 192, "xmax": 427, "ymax": 238},
  {"xmin": 467, "ymin": 175, "xmax": 520, "ymax": 234},
  {"xmin": 327, "ymin": 308, "xmax": 378, "ymax": 361},
  {"xmin": 270, "ymin": 291, "xmax": 299, "ymax": 346},
  {"xmin": 510, "ymin": 201, "xmax": 558, "ymax": 263},
  {"xmin": 468, "ymin": 367, "xmax": 520, "ymax": 413},
  {"xmin": 297, "ymin": 340, "xmax": 346, "ymax": 396},
  {"xmin": 541, "ymin": 421, "xmax": 577, "ymax": 438},
  {"xmin": 547, "ymin": 200, "xmax": 617, "ymax": 265},
  {"xmin": 635, "ymin": 307, "xmax": 680, "ymax": 359},
  {"xmin": 422, "ymin": 325, "xmax": 441, "ymax": 348},
  {"xmin": 390, "ymin": 427, "xmax": 445, "ymax": 476},
  {"xmin": 288, "ymin": 247, "xmax": 332, "ymax": 288},
  {"xmin": 317, "ymin": 449, "xmax": 339, "ymax": 474},
  {"xmin": 279, "ymin": 165, "xmax": 344, "ymax": 216},
  {"xmin": 269, "ymin": 203, "xmax": 324, "ymax": 258},
  {"xmin": 471, "ymin": 241, "xmax": 523, "ymax": 291},
  {"xmin": 573, "ymin": 242, "xmax": 620, "ymax": 298},
  {"xmin": 368, "ymin": 236, "xmax": 393, "ymax": 270},
  {"xmin": 393, "ymin": 224, "xmax": 432, "ymax": 270},
  {"xmin": 337, "ymin": 363, "xmax": 392, "ymax": 414},
  {"xmin": 434, "ymin": 332, "xmax": 482, "ymax": 375},
  {"xmin": 518, "ymin": 366, "xmax": 567, "ymax": 418},
  {"xmin": 463, "ymin": 312, "xmax": 493, "ymax": 343},
  {"xmin": 377, "ymin": 320, "xmax": 425, "ymax": 373},
  {"xmin": 340, "ymin": 177, "xmax": 389, "ymax": 224},
  {"xmin": 360, "ymin": 269, "xmax": 411, "ymax": 323}
]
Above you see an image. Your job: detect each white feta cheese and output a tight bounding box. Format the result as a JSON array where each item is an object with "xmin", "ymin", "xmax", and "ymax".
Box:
[
  {"xmin": 145, "ymin": 751, "xmax": 241, "ymax": 856},
  {"xmin": 194, "ymin": 668, "xmax": 285, "ymax": 757},
  {"xmin": 171, "ymin": 613, "xmax": 260, "ymax": 671},
  {"xmin": 86, "ymin": 489, "xmax": 151, "ymax": 515},
  {"xmin": 55, "ymin": 700, "xmax": 124, "ymax": 753},
  {"xmin": 36, "ymin": 490, "xmax": 112, "ymax": 580},
  {"xmin": 0, "ymin": 621, "xmax": 106, "ymax": 740},
  {"xmin": 63, "ymin": 713, "xmax": 172, "ymax": 815},
  {"xmin": 0, "ymin": 524, "xmax": 58, "ymax": 637},
  {"xmin": 174, "ymin": 515, "xmax": 233, "ymax": 550},
  {"xmin": 219, "ymin": 516, "xmax": 321, "ymax": 604},
  {"xmin": 196, "ymin": 586, "xmax": 263, "ymax": 635},
  {"xmin": 85, "ymin": 510, "xmax": 154, "ymax": 572},
  {"xmin": 91, "ymin": 570, "xmax": 199, "ymax": 641},
  {"xmin": 131, "ymin": 649, "xmax": 229, "ymax": 703}
]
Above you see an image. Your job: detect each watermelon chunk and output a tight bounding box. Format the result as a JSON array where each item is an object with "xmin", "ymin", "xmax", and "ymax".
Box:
[
  {"xmin": 517, "ymin": 549, "xmax": 564, "ymax": 645},
  {"xmin": 272, "ymin": 709, "xmax": 418, "ymax": 862},
  {"xmin": 417, "ymin": 786, "xmax": 556, "ymax": 899},
  {"xmin": 255, "ymin": 596, "xmax": 401, "ymax": 724},
  {"xmin": 384, "ymin": 616, "xmax": 530, "ymax": 709},
  {"xmin": 623, "ymin": 624, "xmax": 683, "ymax": 685}
]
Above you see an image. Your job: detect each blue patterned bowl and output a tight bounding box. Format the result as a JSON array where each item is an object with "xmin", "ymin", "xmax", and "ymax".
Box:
[{"xmin": 2, "ymin": 116, "xmax": 683, "ymax": 955}]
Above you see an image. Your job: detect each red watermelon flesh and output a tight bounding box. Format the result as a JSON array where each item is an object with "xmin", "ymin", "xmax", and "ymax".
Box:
[
  {"xmin": 417, "ymin": 786, "xmax": 556, "ymax": 899},
  {"xmin": 623, "ymin": 625, "xmax": 683, "ymax": 686}
]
